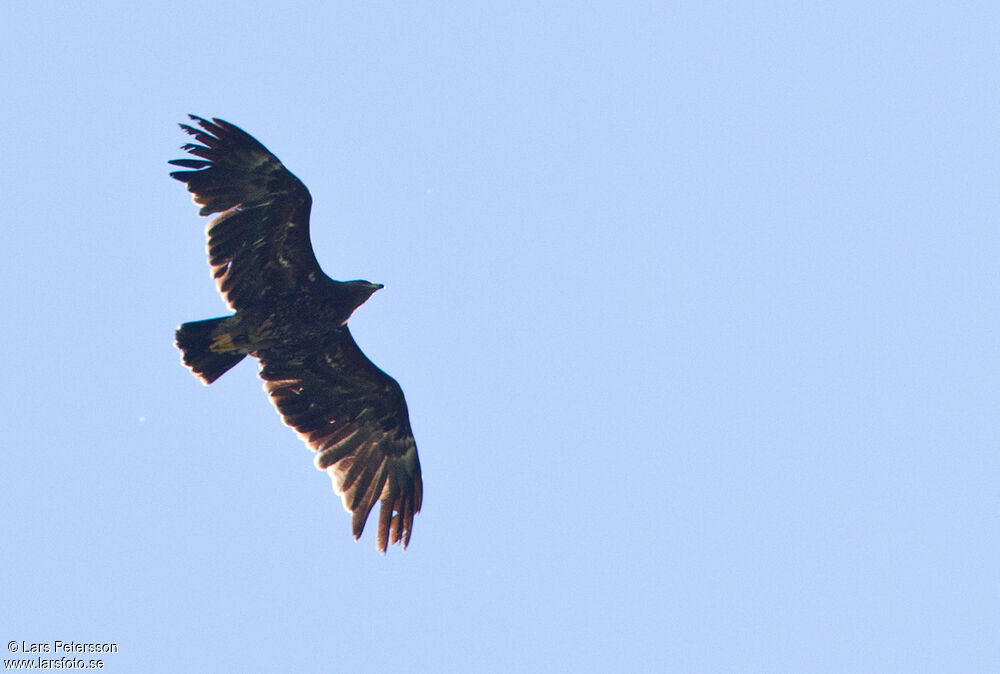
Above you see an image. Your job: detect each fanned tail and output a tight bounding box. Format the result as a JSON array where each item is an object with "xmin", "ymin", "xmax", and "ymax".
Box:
[{"xmin": 175, "ymin": 316, "xmax": 247, "ymax": 384}]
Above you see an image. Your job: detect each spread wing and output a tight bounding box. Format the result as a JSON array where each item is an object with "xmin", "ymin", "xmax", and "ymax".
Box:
[
  {"xmin": 258, "ymin": 328, "xmax": 423, "ymax": 552},
  {"xmin": 169, "ymin": 115, "xmax": 323, "ymax": 310}
]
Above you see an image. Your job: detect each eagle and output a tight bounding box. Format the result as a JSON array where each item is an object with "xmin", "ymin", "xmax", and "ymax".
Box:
[{"xmin": 170, "ymin": 115, "xmax": 422, "ymax": 552}]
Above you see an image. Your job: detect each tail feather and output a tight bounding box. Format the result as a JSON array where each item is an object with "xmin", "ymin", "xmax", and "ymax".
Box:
[{"xmin": 175, "ymin": 316, "xmax": 247, "ymax": 384}]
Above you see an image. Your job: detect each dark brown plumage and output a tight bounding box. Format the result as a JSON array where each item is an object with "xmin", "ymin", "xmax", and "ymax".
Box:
[{"xmin": 171, "ymin": 115, "xmax": 422, "ymax": 552}]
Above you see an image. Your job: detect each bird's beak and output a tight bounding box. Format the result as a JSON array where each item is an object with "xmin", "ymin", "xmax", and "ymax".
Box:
[{"xmin": 373, "ymin": 283, "xmax": 385, "ymax": 290}]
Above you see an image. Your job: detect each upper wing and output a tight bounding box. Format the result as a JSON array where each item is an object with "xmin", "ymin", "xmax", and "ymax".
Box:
[
  {"xmin": 169, "ymin": 115, "xmax": 323, "ymax": 309},
  {"xmin": 258, "ymin": 328, "xmax": 423, "ymax": 552}
]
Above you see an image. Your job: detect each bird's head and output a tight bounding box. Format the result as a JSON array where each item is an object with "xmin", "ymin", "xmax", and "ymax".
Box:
[{"xmin": 341, "ymin": 280, "xmax": 384, "ymax": 319}]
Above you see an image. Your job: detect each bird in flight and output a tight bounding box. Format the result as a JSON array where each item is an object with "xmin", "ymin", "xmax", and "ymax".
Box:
[{"xmin": 170, "ymin": 115, "xmax": 422, "ymax": 552}]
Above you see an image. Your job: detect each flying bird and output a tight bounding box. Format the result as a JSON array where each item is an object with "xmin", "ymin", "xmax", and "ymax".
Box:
[{"xmin": 170, "ymin": 115, "xmax": 422, "ymax": 552}]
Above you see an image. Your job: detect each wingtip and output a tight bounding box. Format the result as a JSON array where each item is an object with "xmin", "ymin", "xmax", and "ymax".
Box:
[
  {"xmin": 184, "ymin": 115, "xmax": 225, "ymax": 138},
  {"xmin": 353, "ymin": 529, "xmax": 389, "ymax": 555},
  {"xmin": 179, "ymin": 114, "xmax": 204, "ymax": 131}
]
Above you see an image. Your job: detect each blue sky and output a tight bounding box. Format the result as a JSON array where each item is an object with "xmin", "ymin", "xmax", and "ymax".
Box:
[{"xmin": 3, "ymin": 2, "xmax": 998, "ymax": 671}]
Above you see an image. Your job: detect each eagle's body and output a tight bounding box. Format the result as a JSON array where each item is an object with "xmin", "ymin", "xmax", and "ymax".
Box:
[{"xmin": 171, "ymin": 116, "xmax": 422, "ymax": 552}]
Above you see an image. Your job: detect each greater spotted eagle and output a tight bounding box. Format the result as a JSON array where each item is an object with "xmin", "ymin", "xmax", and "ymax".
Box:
[{"xmin": 171, "ymin": 116, "xmax": 422, "ymax": 552}]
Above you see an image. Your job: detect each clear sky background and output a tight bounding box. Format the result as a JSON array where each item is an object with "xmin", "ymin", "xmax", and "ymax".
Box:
[{"xmin": 2, "ymin": 2, "xmax": 998, "ymax": 672}]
